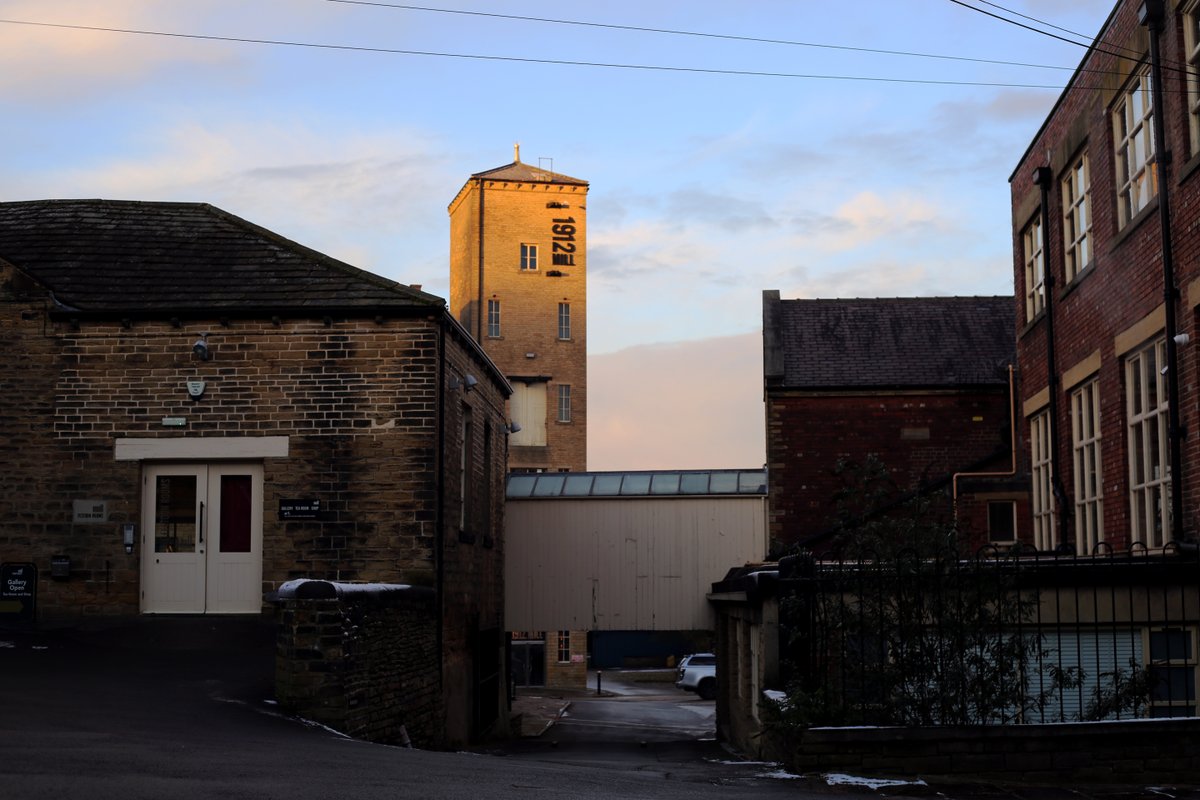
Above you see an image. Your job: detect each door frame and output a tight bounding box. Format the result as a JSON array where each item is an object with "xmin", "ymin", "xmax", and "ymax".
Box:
[{"xmin": 140, "ymin": 462, "xmax": 264, "ymax": 614}]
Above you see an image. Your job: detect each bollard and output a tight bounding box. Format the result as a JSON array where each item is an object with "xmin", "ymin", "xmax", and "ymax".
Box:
[{"xmin": 596, "ymin": 669, "xmax": 603, "ymax": 696}]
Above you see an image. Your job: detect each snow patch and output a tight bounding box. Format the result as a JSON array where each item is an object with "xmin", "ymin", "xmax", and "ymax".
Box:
[{"xmin": 824, "ymin": 773, "xmax": 928, "ymax": 789}]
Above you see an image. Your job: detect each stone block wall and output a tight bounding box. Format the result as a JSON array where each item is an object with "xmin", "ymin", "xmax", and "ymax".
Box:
[
  {"xmin": 778, "ymin": 720, "xmax": 1200, "ymax": 784},
  {"xmin": 448, "ymin": 175, "xmax": 588, "ymax": 472},
  {"xmin": 275, "ymin": 583, "xmax": 444, "ymax": 748}
]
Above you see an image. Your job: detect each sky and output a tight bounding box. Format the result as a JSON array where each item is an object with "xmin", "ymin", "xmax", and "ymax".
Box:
[{"xmin": 0, "ymin": 0, "xmax": 1115, "ymax": 470}]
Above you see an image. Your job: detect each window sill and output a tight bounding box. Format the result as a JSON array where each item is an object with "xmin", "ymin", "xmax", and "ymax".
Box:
[
  {"xmin": 1179, "ymin": 149, "xmax": 1200, "ymax": 186},
  {"xmin": 1113, "ymin": 195, "xmax": 1160, "ymax": 249},
  {"xmin": 1059, "ymin": 259, "xmax": 1097, "ymax": 301},
  {"xmin": 1019, "ymin": 309, "xmax": 1046, "ymax": 340}
]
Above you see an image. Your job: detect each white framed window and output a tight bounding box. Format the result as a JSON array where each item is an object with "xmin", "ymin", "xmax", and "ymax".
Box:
[
  {"xmin": 520, "ymin": 243, "xmax": 538, "ymax": 271},
  {"xmin": 1147, "ymin": 627, "xmax": 1197, "ymax": 718},
  {"xmin": 1030, "ymin": 409, "xmax": 1055, "ymax": 550},
  {"xmin": 1184, "ymin": 2, "xmax": 1200, "ymax": 155},
  {"xmin": 1071, "ymin": 377, "xmax": 1103, "ymax": 554},
  {"xmin": 1062, "ymin": 153, "xmax": 1092, "ymax": 282},
  {"xmin": 1127, "ymin": 339, "xmax": 1170, "ymax": 547},
  {"xmin": 1114, "ymin": 69, "xmax": 1157, "ymax": 228},
  {"xmin": 557, "ymin": 302, "xmax": 570, "ymax": 340},
  {"xmin": 557, "ymin": 384, "xmax": 571, "ymax": 423},
  {"xmin": 556, "ymin": 630, "xmax": 571, "ymax": 663},
  {"xmin": 487, "ymin": 298, "xmax": 501, "ymax": 338},
  {"xmin": 1023, "ymin": 216, "xmax": 1045, "ymax": 322},
  {"xmin": 988, "ymin": 500, "xmax": 1017, "ymax": 544}
]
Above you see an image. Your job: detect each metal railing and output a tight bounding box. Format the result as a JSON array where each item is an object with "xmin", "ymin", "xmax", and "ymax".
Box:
[{"xmin": 779, "ymin": 544, "xmax": 1200, "ymax": 726}]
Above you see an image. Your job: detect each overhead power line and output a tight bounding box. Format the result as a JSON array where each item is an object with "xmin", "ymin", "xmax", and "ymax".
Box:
[
  {"xmin": 0, "ymin": 17, "xmax": 1070, "ymax": 89},
  {"xmin": 325, "ymin": 0, "xmax": 1081, "ymax": 74}
]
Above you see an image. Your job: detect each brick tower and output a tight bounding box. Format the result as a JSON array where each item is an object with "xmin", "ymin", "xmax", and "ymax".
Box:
[{"xmin": 448, "ymin": 146, "xmax": 588, "ymax": 472}]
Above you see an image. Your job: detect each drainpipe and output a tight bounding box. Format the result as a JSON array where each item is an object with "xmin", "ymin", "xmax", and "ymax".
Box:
[
  {"xmin": 1141, "ymin": 0, "xmax": 1186, "ymax": 543},
  {"xmin": 1033, "ymin": 166, "xmax": 1071, "ymax": 548}
]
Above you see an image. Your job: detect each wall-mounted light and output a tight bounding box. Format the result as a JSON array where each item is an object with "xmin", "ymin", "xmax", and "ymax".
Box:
[
  {"xmin": 449, "ymin": 374, "xmax": 480, "ymax": 392},
  {"xmin": 192, "ymin": 333, "xmax": 211, "ymax": 361},
  {"xmin": 506, "ymin": 421, "xmax": 522, "ymax": 434},
  {"xmin": 1175, "ymin": 333, "xmax": 1191, "ymax": 346}
]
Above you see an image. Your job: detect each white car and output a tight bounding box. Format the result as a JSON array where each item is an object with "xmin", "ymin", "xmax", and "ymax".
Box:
[{"xmin": 675, "ymin": 653, "xmax": 717, "ymax": 700}]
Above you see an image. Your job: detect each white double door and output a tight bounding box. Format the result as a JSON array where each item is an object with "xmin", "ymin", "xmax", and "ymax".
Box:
[{"xmin": 141, "ymin": 463, "xmax": 264, "ymax": 614}]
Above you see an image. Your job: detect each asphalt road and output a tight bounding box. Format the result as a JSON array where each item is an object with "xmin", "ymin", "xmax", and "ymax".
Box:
[
  {"xmin": 0, "ymin": 621, "xmax": 823, "ymax": 800},
  {"xmin": 5, "ymin": 620, "xmax": 1198, "ymax": 800}
]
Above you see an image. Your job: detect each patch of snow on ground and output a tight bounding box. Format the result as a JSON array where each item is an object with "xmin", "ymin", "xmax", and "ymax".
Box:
[
  {"xmin": 758, "ymin": 769, "xmax": 804, "ymax": 780},
  {"xmin": 825, "ymin": 773, "xmax": 927, "ymax": 789}
]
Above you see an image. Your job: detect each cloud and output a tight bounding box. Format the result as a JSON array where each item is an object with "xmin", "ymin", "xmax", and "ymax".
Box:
[
  {"xmin": 0, "ymin": 0, "xmax": 241, "ymax": 101},
  {"xmin": 5, "ymin": 119, "xmax": 457, "ymax": 287},
  {"xmin": 588, "ymin": 332, "xmax": 765, "ymax": 471}
]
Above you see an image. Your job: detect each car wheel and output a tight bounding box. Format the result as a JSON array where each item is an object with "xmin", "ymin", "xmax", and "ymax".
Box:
[{"xmin": 697, "ymin": 677, "xmax": 716, "ymax": 700}]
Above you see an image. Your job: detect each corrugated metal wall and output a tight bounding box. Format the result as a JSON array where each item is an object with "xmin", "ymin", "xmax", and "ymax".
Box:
[{"xmin": 505, "ymin": 496, "xmax": 767, "ymax": 630}]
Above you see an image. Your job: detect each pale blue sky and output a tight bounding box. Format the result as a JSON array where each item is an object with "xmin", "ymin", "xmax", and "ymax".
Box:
[{"xmin": 0, "ymin": 0, "xmax": 1114, "ymax": 468}]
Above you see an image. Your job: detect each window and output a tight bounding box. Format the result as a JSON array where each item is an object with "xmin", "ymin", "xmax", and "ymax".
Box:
[
  {"xmin": 1127, "ymin": 340, "xmax": 1170, "ymax": 547},
  {"xmin": 1114, "ymin": 69, "xmax": 1157, "ymax": 228},
  {"xmin": 1072, "ymin": 378, "xmax": 1103, "ymax": 554},
  {"xmin": 988, "ymin": 501, "xmax": 1016, "ymax": 543},
  {"xmin": 1185, "ymin": 2, "xmax": 1200, "ymax": 154},
  {"xmin": 460, "ymin": 406, "xmax": 473, "ymax": 531},
  {"xmin": 1062, "ymin": 153, "xmax": 1092, "ymax": 282},
  {"xmin": 520, "ymin": 243, "xmax": 538, "ymax": 271},
  {"xmin": 556, "ymin": 630, "xmax": 571, "ymax": 663},
  {"xmin": 487, "ymin": 298, "xmax": 501, "ymax": 338},
  {"xmin": 1030, "ymin": 410, "xmax": 1055, "ymax": 550},
  {"xmin": 1023, "ymin": 216, "xmax": 1045, "ymax": 321},
  {"xmin": 509, "ymin": 382, "xmax": 547, "ymax": 446},
  {"xmin": 557, "ymin": 302, "xmax": 571, "ymax": 340},
  {"xmin": 557, "ymin": 384, "xmax": 571, "ymax": 423},
  {"xmin": 1148, "ymin": 628, "xmax": 1197, "ymax": 718}
]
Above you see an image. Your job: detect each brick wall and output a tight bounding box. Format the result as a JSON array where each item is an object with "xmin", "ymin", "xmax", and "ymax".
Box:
[
  {"xmin": 766, "ymin": 389, "xmax": 1012, "ymax": 548},
  {"xmin": 449, "ymin": 176, "xmax": 588, "ymax": 471},
  {"xmin": 543, "ymin": 629, "xmax": 588, "ymax": 688},
  {"xmin": 1010, "ymin": 0, "xmax": 1200, "ymax": 549},
  {"xmin": 274, "ymin": 584, "xmax": 445, "ymax": 747}
]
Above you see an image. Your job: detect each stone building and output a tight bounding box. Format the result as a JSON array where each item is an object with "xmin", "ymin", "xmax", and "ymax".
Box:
[
  {"xmin": 1010, "ymin": 0, "xmax": 1200, "ymax": 554},
  {"xmin": 0, "ymin": 199, "xmax": 510, "ymax": 744},
  {"xmin": 762, "ymin": 290, "xmax": 1020, "ymax": 551},
  {"xmin": 448, "ymin": 146, "xmax": 587, "ymax": 473}
]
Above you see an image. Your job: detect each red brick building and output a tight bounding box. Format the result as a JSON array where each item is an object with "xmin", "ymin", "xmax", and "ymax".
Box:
[
  {"xmin": 762, "ymin": 291, "xmax": 1019, "ymax": 551},
  {"xmin": 1010, "ymin": 0, "xmax": 1200, "ymax": 553},
  {"xmin": 0, "ymin": 199, "xmax": 510, "ymax": 743}
]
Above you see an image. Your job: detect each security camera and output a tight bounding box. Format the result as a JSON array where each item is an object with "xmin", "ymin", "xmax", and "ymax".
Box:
[
  {"xmin": 507, "ymin": 421, "xmax": 522, "ymax": 434},
  {"xmin": 464, "ymin": 374, "xmax": 479, "ymax": 391},
  {"xmin": 193, "ymin": 336, "xmax": 210, "ymax": 361}
]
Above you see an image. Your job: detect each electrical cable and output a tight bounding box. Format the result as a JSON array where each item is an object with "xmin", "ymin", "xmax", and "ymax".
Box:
[{"xmin": 0, "ymin": 17, "xmax": 1070, "ymax": 89}]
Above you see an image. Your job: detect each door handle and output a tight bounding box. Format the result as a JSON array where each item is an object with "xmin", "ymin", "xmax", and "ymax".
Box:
[{"xmin": 199, "ymin": 501, "xmax": 205, "ymax": 545}]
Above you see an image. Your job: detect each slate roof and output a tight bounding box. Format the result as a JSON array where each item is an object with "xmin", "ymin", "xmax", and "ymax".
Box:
[
  {"xmin": 471, "ymin": 160, "xmax": 587, "ymax": 186},
  {"xmin": 0, "ymin": 199, "xmax": 442, "ymax": 314},
  {"xmin": 763, "ymin": 293, "xmax": 1015, "ymax": 390}
]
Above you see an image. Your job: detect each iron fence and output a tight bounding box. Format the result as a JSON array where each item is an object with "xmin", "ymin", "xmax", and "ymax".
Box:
[{"xmin": 779, "ymin": 543, "xmax": 1200, "ymax": 726}]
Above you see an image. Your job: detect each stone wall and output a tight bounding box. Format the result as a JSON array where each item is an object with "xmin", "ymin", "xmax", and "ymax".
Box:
[
  {"xmin": 448, "ymin": 174, "xmax": 588, "ymax": 472},
  {"xmin": 275, "ymin": 582, "xmax": 444, "ymax": 748},
  {"xmin": 777, "ymin": 720, "xmax": 1200, "ymax": 784}
]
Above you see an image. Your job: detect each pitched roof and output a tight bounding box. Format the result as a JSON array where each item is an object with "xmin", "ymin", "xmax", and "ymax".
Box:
[
  {"xmin": 763, "ymin": 292, "xmax": 1015, "ymax": 390},
  {"xmin": 0, "ymin": 199, "xmax": 442, "ymax": 314},
  {"xmin": 471, "ymin": 160, "xmax": 587, "ymax": 186}
]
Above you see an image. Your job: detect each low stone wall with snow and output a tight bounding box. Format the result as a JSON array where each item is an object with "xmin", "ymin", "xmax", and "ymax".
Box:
[
  {"xmin": 274, "ymin": 580, "xmax": 442, "ymax": 748},
  {"xmin": 778, "ymin": 719, "xmax": 1200, "ymax": 783}
]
